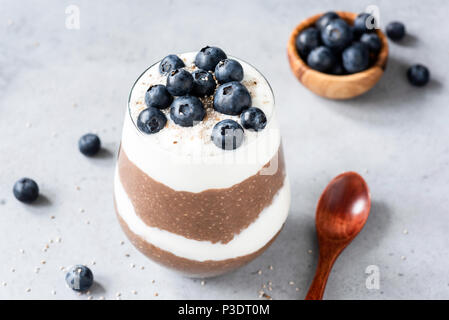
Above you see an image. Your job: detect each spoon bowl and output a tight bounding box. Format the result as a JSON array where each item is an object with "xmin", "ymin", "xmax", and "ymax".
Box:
[
  {"xmin": 316, "ymin": 172, "xmax": 371, "ymax": 241},
  {"xmin": 306, "ymin": 171, "xmax": 371, "ymax": 300}
]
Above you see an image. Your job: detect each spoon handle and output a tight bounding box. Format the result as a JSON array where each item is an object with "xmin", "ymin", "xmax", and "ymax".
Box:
[{"xmin": 305, "ymin": 244, "xmax": 343, "ymax": 300}]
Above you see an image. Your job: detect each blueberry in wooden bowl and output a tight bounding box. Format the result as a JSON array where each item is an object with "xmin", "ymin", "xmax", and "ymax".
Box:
[{"xmin": 287, "ymin": 11, "xmax": 389, "ymax": 100}]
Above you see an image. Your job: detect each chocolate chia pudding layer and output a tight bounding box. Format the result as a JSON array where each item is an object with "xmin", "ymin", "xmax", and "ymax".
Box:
[
  {"xmin": 117, "ymin": 214, "xmax": 283, "ymax": 278},
  {"xmin": 117, "ymin": 145, "xmax": 286, "ymax": 244}
]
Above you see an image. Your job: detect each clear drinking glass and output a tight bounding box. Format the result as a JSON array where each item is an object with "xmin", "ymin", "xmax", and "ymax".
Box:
[{"xmin": 114, "ymin": 53, "xmax": 290, "ymax": 277}]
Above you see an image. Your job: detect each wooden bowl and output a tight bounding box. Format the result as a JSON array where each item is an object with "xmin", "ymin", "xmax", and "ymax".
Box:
[{"xmin": 287, "ymin": 11, "xmax": 389, "ymax": 100}]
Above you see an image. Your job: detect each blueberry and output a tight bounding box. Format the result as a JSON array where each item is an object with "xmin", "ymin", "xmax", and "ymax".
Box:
[
  {"xmin": 213, "ymin": 81, "xmax": 251, "ymax": 115},
  {"xmin": 342, "ymin": 42, "xmax": 370, "ymax": 73},
  {"xmin": 330, "ymin": 61, "xmax": 346, "ymax": 75},
  {"xmin": 166, "ymin": 69, "xmax": 193, "ymax": 96},
  {"xmin": 295, "ymin": 27, "xmax": 321, "ymax": 59},
  {"xmin": 13, "ymin": 178, "xmax": 39, "ymax": 203},
  {"xmin": 215, "ymin": 59, "xmax": 244, "ymax": 84},
  {"xmin": 194, "ymin": 46, "xmax": 227, "ymax": 71},
  {"xmin": 145, "ymin": 84, "xmax": 173, "ymax": 109},
  {"xmin": 159, "ymin": 54, "xmax": 185, "ymax": 75},
  {"xmin": 191, "ymin": 69, "xmax": 216, "ymax": 97},
  {"xmin": 65, "ymin": 265, "xmax": 94, "ymax": 292},
  {"xmin": 170, "ymin": 96, "xmax": 205, "ymax": 127},
  {"xmin": 315, "ymin": 11, "xmax": 339, "ymax": 31},
  {"xmin": 360, "ymin": 33, "xmax": 382, "ymax": 55},
  {"xmin": 240, "ymin": 107, "xmax": 267, "ymax": 131},
  {"xmin": 386, "ymin": 21, "xmax": 406, "ymax": 41},
  {"xmin": 307, "ymin": 46, "xmax": 336, "ymax": 72},
  {"xmin": 353, "ymin": 13, "xmax": 377, "ymax": 36},
  {"xmin": 78, "ymin": 133, "xmax": 101, "ymax": 156},
  {"xmin": 137, "ymin": 107, "xmax": 167, "ymax": 134},
  {"xmin": 321, "ymin": 19, "xmax": 353, "ymax": 51},
  {"xmin": 407, "ymin": 64, "xmax": 430, "ymax": 87},
  {"xmin": 211, "ymin": 120, "xmax": 244, "ymax": 150}
]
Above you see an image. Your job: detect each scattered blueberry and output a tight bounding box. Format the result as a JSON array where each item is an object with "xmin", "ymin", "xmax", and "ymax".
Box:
[
  {"xmin": 137, "ymin": 107, "xmax": 167, "ymax": 134},
  {"xmin": 194, "ymin": 46, "xmax": 227, "ymax": 71},
  {"xmin": 360, "ymin": 33, "xmax": 382, "ymax": 55},
  {"xmin": 13, "ymin": 178, "xmax": 39, "ymax": 203},
  {"xmin": 307, "ymin": 46, "xmax": 336, "ymax": 72},
  {"xmin": 240, "ymin": 107, "xmax": 267, "ymax": 131},
  {"xmin": 159, "ymin": 54, "xmax": 185, "ymax": 75},
  {"xmin": 78, "ymin": 133, "xmax": 101, "ymax": 156},
  {"xmin": 386, "ymin": 21, "xmax": 406, "ymax": 41},
  {"xmin": 315, "ymin": 11, "xmax": 339, "ymax": 31},
  {"xmin": 215, "ymin": 59, "xmax": 244, "ymax": 84},
  {"xmin": 211, "ymin": 119, "xmax": 244, "ymax": 150},
  {"xmin": 166, "ymin": 69, "xmax": 193, "ymax": 96},
  {"xmin": 296, "ymin": 27, "xmax": 321, "ymax": 59},
  {"xmin": 407, "ymin": 64, "xmax": 430, "ymax": 87},
  {"xmin": 342, "ymin": 42, "xmax": 370, "ymax": 73},
  {"xmin": 145, "ymin": 84, "xmax": 173, "ymax": 109},
  {"xmin": 321, "ymin": 19, "xmax": 353, "ymax": 51},
  {"xmin": 65, "ymin": 265, "xmax": 94, "ymax": 292},
  {"xmin": 191, "ymin": 69, "xmax": 216, "ymax": 97},
  {"xmin": 213, "ymin": 81, "xmax": 251, "ymax": 115},
  {"xmin": 170, "ymin": 96, "xmax": 205, "ymax": 127}
]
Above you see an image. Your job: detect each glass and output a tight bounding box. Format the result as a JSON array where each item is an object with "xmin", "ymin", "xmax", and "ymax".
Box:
[{"xmin": 114, "ymin": 54, "xmax": 290, "ymax": 277}]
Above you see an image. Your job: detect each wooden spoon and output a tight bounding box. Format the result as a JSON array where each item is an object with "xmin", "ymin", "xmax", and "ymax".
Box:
[{"xmin": 305, "ymin": 171, "xmax": 371, "ymax": 300}]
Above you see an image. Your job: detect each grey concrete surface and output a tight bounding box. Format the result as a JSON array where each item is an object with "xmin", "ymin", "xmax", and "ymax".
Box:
[{"xmin": 0, "ymin": 0, "xmax": 448, "ymax": 300}]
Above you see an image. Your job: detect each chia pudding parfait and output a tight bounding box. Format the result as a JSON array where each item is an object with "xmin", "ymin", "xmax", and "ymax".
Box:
[{"xmin": 114, "ymin": 47, "xmax": 290, "ymax": 277}]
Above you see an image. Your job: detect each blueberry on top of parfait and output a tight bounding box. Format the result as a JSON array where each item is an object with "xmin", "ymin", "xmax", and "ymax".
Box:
[
  {"xmin": 315, "ymin": 11, "xmax": 339, "ymax": 31},
  {"xmin": 295, "ymin": 27, "xmax": 321, "ymax": 59},
  {"xmin": 213, "ymin": 81, "xmax": 252, "ymax": 116},
  {"xmin": 211, "ymin": 119, "xmax": 244, "ymax": 150},
  {"xmin": 78, "ymin": 133, "xmax": 101, "ymax": 156},
  {"xmin": 321, "ymin": 18, "xmax": 353, "ymax": 51},
  {"xmin": 137, "ymin": 107, "xmax": 167, "ymax": 134},
  {"xmin": 145, "ymin": 84, "xmax": 173, "ymax": 109},
  {"xmin": 159, "ymin": 54, "xmax": 185, "ymax": 75},
  {"xmin": 170, "ymin": 96, "xmax": 206, "ymax": 127},
  {"xmin": 166, "ymin": 69, "xmax": 193, "ymax": 96},
  {"xmin": 191, "ymin": 69, "xmax": 216, "ymax": 97},
  {"xmin": 215, "ymin": 59, "xmax": 244, "ymax": 84},
  {"xmin": 195, "ymin": 46, "xmax": 227, "ymax": 71},
  {"xmin": 13, "ymin": 178, "xmax": 39, "ymax": 203},
  {"xmin": 240, "ymin": 107, "xmax": 267, "ymax": 132}
]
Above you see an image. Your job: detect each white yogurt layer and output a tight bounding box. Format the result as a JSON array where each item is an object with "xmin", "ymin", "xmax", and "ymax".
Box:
[
  {"xmin": 123, "ymin": 52, "xmax": 281, "ymax": 192},
  {"xmin": 114, "ymin": 168, "xmax": 290, "ymax": 262}
]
